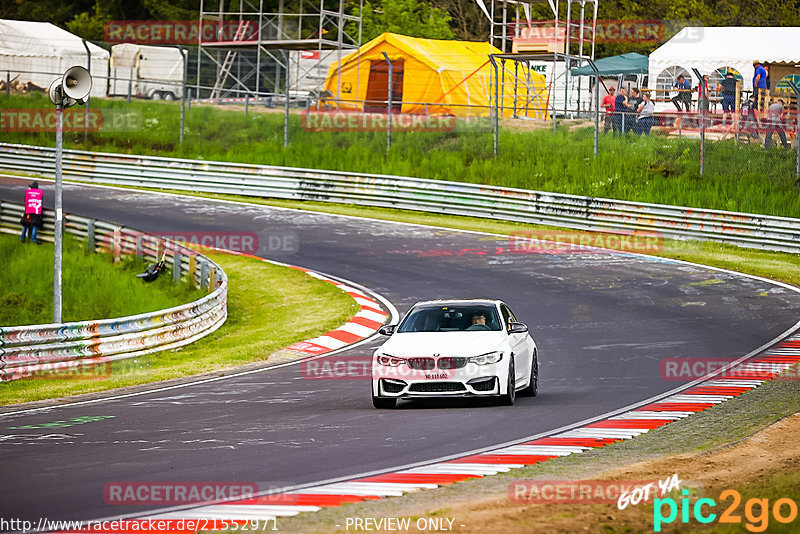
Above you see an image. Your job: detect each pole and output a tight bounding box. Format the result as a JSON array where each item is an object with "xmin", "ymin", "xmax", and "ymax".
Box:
[
  {"xmin": 82, "ymin": 39, "xmax": 91, "ymax": 142},
  {"xmin": 284, "ymin": 50, "xmax": 290, "ymax": 148},
  {"xmin": 587, "ymin": 60, "xmax": 599, "ymax": 157},
  {"xmin": 177, "ymin": 45, "xmax": 187, "ymax": 144},
  {"xmin": 787, "ymin": 81, "xmax": 800, "ymax": 182},
  {"xmin": 564, "ymin": 0, "xmax": 572, "ymax": 118},
  {"xmin": 692, "ymin": 68, "xmax": 705, "ymax": 176},
  {"xmin": 490, "ymin": 56, "xmax": 499, "ymax": 156},
  {"xmin": 54, "ymin": 98, "xmax": 64, "ymax": 323},
  {"xmin": 382, "ymin": 52, "xmax": 392, "ymax": 152},
  {"xmin": 552, "ymin": 0, "xmax": 559, "ymax": 133},
  {"xmin": 577, "ymin": 0, "xmax": 585, "ymax": 113}
]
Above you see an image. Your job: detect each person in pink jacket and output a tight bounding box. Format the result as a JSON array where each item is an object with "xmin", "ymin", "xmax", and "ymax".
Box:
[{"xmin": 20, "ymin": 181, "xmax": 44, "ymax": 244}]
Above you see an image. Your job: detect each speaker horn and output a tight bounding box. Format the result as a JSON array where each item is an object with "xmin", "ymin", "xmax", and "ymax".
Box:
[
  {"xmin": 48, "ymin": 77, "xmax": 63, "ymax": 105},
  {"xmin": 62, "ymin": 66, "xmax": 92, "ymax": 101}
]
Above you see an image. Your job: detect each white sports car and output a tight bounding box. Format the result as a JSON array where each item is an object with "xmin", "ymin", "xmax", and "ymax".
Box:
[{"xmin": 372, "ymin": 299, "xmax": 538, "ymax": 408}]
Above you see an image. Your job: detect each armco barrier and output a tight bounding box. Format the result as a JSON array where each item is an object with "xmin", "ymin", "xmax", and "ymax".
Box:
[
  {"xmin": 0, "ymin": 201, "xmax": 227, "ymax": 381},
  {"xmin": 0, "ymin": 143, "xmax": 799, "ymax": 253}
]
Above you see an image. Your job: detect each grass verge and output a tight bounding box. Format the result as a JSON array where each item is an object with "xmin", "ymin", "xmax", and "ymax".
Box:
[
  {"xmin": 0, "ymin": 233, "xmax": 202, "ymax": 325},
  {"xmin": 2, "ymin": 93, "xmax": 798, "ymax": 218},
  {"xmin": 0, "ymin": 250, "xmax": 359, "ymax": 405}
]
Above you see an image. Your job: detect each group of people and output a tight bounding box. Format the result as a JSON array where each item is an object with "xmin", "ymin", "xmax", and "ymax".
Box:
[
  {"xmin": 740, "ymin": 93, "xmax": 791, "ymax": 148},
  {"xmin": 601, "ymin": 60, "xmax": 791, "ymax": 150},
  {"xmin": 602, "ymin": 86, "xmax": 656, "ymax": 136}
]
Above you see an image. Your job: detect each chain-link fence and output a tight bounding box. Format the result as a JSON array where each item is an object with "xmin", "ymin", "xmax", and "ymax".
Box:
[{"xmin": 2, "ymin": 44, "xmax": 799, "ymax": 219}]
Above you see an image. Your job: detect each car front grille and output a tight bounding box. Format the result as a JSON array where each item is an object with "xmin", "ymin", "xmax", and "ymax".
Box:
[
  {"xmin": 437, "ymin": 357, "xmax": 469, "ymax": 370},
  {"xmin": 406, "ymin": 357, "xmax": 436, "ymax": 370},
  {"xmin": 408, "ymin": 382, "xmax": 466, "ymax": 393}
]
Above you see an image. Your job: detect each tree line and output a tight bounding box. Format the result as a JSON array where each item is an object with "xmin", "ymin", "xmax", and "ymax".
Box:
[{"xmin": 1, "ymin": 0, "xmax": 798, "ymax": 55}]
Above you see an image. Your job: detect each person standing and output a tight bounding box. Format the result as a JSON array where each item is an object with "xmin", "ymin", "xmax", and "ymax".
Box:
[
  {"xmin": 752, "ymin": 60, "xmax": 768, "ymax": 109},
  {"xmin": 671, "ymin": 75, "xmax": 691, "ymax": 112},
  {"xmin": 764, "ymin": 99, "xmax": 790, "ymax": 149},
  {"xmin": 739, "ymin": 94, "xmax": 760, "ymax": 143},
  {"xmin": 717, "ymin": 71, "xmax": 738, "ymax": 126},
  {"xmin": 636, "ymin": 92, "xmax": 656, "ymax": 136},
  {"xmin": 20, "ymin": 181, "xmax": 44, "ymax": 244},
  {"xmin": 628, "ymin": 88, "xmax": 643, "ymax": 113},
  {"xmin": 628, "ymin": 88, "xmax": 643, "ymax": 134},
  {"xmin": 614, "ymin": 88, "xmax": 629, "ymax": 135},
  {"xmin": 697, "ymin": 75, "xmax": 710, "ymax": 111},
  {"xmin": 601, "ymin": 86, "xmax": 616, "ymax": 133}
]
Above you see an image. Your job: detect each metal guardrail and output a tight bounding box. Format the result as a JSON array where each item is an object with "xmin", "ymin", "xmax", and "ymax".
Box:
[
  {"xmin": 1, "ymin": 143, "xmax": 799, "ymax": 253},
  {"xmin": 0, "ymin": 200, "xmax": 227, "ymax": 381}
]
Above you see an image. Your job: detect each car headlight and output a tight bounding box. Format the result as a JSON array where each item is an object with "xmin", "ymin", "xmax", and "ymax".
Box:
[
  {"xmin": 469, "ymin": 351, "xmax": 503, "ymax": 365},
  {"xmin": 376, "ymin": 354, "xmax": 405, "ymax": 367}
]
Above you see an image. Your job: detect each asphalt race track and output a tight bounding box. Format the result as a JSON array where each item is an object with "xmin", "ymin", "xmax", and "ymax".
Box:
[{"xmin": 2, "ymin": 176, "xmax": 800, "ymax": 525}]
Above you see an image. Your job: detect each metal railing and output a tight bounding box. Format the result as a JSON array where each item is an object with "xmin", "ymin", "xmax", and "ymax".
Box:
[
  {"xmin": 0, "ymin": 200, "xmax": 228, "ymax": 381},
  {"xmin": 1, "ymin": 142, "xmax": 799, "ymax": 253}
]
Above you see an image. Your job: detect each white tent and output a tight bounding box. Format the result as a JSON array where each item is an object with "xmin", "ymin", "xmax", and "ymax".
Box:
[
  {"xmin": 0, "ymin": 19, "xmax": 109, "ymax": 98},
  {"xmin": 649, "ymin": 26, "xmax": 800, "ymax": 103}
]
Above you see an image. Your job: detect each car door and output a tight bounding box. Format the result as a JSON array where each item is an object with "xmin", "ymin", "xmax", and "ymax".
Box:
[{"xmin": 501, "ymin": 304, "xmax": 530, "ymax": 384}]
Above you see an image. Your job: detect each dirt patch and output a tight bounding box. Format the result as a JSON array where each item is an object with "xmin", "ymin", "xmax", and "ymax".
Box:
[{"xmin": 382, "ymin": 413, "xmax": 800, "ymax": 533}]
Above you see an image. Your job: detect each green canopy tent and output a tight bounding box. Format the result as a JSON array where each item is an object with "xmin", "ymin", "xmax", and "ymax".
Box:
[{"xmin": 571, "ymin": 52, "xmax": 649, "ymax": 77}]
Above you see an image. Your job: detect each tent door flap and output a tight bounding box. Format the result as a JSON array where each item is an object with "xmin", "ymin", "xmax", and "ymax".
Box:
[{"xmin": 365, "ymin": 60, "xmax": 404, "ymax": 113}]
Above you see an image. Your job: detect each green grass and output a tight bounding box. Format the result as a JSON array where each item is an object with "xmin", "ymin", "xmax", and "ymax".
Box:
[
  {"xmin": 0, "ymin": 233, "xmax": 203, "ymax": 325},
  {"xmin": 2, "ymin": 93, "xmax": 798, "ymax": 218},
  {"xmin": 0, "ymin": 250, "xmax": 360, "ymax": 404}
]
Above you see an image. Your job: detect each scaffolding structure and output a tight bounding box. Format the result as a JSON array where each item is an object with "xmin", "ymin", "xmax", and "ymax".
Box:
[
  {"xmin": 479, "ymin": 0, "xmax": 598, "ymax": 118},
  {"xmin": 198, "ymin": 0, "xmax": 361, "ymax": 100}
]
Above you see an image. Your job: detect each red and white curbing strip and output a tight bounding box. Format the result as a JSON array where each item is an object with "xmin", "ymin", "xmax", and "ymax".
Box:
[
  {"xmin": 283, "ymin": 267, "xmax": 388, "ymax": 355},
  {"xmin": 145, "ymin": 334, "xmax": 800, "ymax": 524},
  {"xmin": 197, "ymin": 247, "xmax": 388, "ymax": 355}
]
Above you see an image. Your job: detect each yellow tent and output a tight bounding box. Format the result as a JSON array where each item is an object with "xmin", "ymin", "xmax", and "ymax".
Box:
[{"xmin": 322, "ymin": 33, "xmax": 549, "ymax": 118}]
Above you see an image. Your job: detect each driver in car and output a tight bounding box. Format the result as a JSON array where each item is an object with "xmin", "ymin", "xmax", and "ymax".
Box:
[{"xmin": 465, "ymin": 312, "xmax": 490, "ymax": 330}]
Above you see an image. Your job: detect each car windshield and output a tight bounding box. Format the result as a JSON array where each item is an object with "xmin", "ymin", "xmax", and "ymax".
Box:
[{"xmin": 397, "ymin": 305, "xmax": 502, "ymax": 333}]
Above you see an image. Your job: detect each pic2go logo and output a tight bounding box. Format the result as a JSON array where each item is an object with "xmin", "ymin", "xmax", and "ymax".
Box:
[{"xmin": 654, "ymin": 489, "xmax": 799, "ymax": 532}]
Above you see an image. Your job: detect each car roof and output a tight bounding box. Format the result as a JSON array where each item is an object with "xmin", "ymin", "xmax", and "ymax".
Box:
[{"xmin": 412, "ymin": 299, "xmax": 503, "ymax": 308}]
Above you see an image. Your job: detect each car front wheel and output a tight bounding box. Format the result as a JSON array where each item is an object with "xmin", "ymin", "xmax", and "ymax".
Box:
[
  {"xmin": 520, "ymin": 352, "xmax": 538, "ymax": 397},
  {"xmin": 493, "ymin": 355, "xmax": 516, "ymax": 406}
]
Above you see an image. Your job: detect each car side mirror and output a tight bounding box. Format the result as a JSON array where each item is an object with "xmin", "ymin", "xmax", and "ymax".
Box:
[
  {"xmin": 508, "ymin": 322, "xmax": 528, "ymax": 334},
  {"xmin": 379, "ymin": 325, "xmax": 396, "ymax": 336}
]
